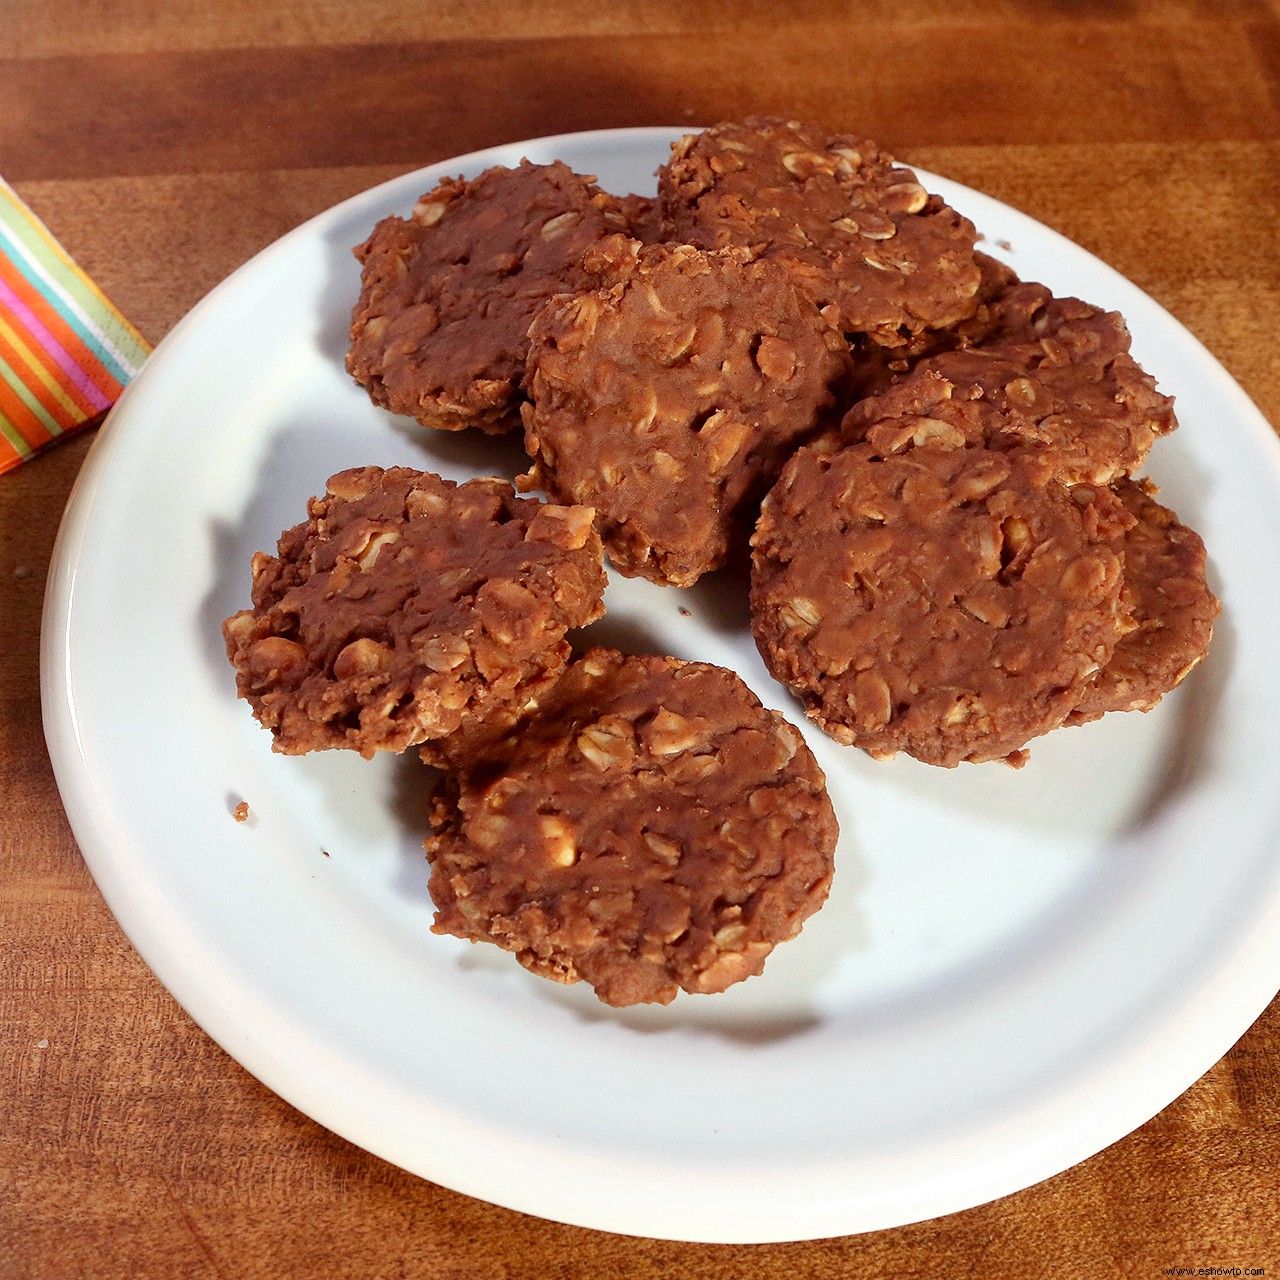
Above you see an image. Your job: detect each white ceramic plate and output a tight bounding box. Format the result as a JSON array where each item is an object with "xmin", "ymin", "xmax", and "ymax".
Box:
[{"xmin": 42, "ymin": 127, "xmax": 1280, "ymax": 1244}]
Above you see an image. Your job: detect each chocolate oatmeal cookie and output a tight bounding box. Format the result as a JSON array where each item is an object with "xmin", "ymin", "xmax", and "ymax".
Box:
[
  {"xmin": 750, "ymin": 442, "xmax": 1135, "ymax": 766},
  {"xmin": 658, "ymin": 118, "xmax": 982, "ymax": 346},
  {"xmin": 618, "ymin": 193, "xmax": 663, "ymax": 244},
  {"xmin": 843, "ymin": 283, "xmax": 1176, "ymax": 485},
  {"xmin": 222, "ymin": 467, "xmax": 606, "ymax": 757},
  {"xmin": 522, "ymin": 236, "xmax": 853, "ymax": 586},
  {"xmin": 1067, "ymin": 478, "xmax": 1218, "ymax": 724},
  {"xmin": 347, "ymin": 161, "xmax": 636, "ymax": 433},
  {"xmin": 847, "ymin": 250, "xmax": 1021, "ymax": 400},
  {"xmin": 426, "ymin": 649, "xmax": 838, "ymax": 1006}
]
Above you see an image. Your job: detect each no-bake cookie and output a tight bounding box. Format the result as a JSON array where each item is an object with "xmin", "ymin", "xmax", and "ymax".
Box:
[
  {"xmin": 347, "ymin": 161, "xmax": 636, "ymax": 433},
  {"xmin": 750, "ymin": 441, "xmax": 1135, "ymax": 766},
  {"xmin": 223, "ymin": 466, "xmax": 606, "ymax": 757},
  {"xmin": 522, "ymin": 235, "xmax": 852, "ymax": 586},
  {"xmin": 426, "ymin": 649, "xmax": 838, "ymax": 1006},
  {"xmin": 658, "ymin": 117, "xmax": 982, "ymax": 345},
  {"xmin": 846, "ymin": 250, "xmax": 1022, "ymax": 400},
  {"xmin": 843, "ymin": 283, "xmax": 1176, "ymax": 485},
  {"xmin": 1067, "ymin": 478, "xmax": 1218, "ymax": 724}
]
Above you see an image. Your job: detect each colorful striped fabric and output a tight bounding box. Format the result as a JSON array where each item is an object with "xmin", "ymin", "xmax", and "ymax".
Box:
[{"xmin": 0, "ymin": 177, "xmax": 150, "ymax": 475}]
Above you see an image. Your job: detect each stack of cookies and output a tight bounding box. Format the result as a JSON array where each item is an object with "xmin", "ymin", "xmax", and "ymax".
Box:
[{"xmin": 223, "ymin": 118, "xmax": 1218, "ymax": 1005}]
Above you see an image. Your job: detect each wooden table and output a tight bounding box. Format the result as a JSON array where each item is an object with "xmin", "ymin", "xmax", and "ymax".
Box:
[{"xmin": 3, "ymin": 3, "xmax": 1279, "ymax": 1274}]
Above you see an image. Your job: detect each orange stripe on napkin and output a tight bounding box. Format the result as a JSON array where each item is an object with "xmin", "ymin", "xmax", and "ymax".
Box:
[{"xmin": 0, "ymin": 177, "xmax": 151, "ymax": 474}]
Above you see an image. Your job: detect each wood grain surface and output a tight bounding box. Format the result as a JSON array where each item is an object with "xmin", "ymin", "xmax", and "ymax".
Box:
[{"xmin": 3, "ymin": 3, "xmax": 1279, "ymax": 1276}]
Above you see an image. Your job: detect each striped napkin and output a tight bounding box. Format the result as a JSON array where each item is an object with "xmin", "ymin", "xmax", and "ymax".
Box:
[{"xmin": 0, "ymin": 178, "xmax": 151, "ymax": 475}]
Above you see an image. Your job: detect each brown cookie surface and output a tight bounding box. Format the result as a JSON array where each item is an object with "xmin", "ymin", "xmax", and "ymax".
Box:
[
  {"xmin": 750, "ymin": 442, "xmax": 1134, "ymax": 766},
  {"xmin": 222, "ymin": 467, "xmax": 606, "ymax": 757},
  {"xmin": 658, "ymin": 118, "xmax": 982, "ymax": 346},
  {"xmin": 1067, "ymin": 478, "xmax": 1219, "ymax": 724},
  {"xmin": 427, "ymin": 649, "xmax": 838, "ymax": 1006},
  {"xmin": 843, "ymin": 283, "xmax": 1176, "ymax": 485},
  {"xmin": 618, "ymin": 192, "xmax": 663, "ymax": 244},
  {"xmin": 846, "ymin": 250, "xmax": 1022, "ymax": 400},
  {"xmin": 347, "ymin": 161, "xmax": 634, "ymax": 433},
  {"xmin": 522, "ymin": 236, "xmax": 852, "ymax": 587}
]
